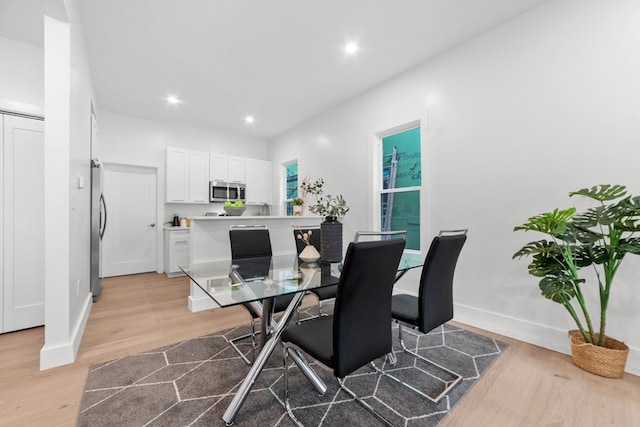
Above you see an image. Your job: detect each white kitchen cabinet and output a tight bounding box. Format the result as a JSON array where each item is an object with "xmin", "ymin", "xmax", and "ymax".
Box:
[
  {"xmin": 209, "ymin": 154, "xmax": 245, "ymax": 184},
  {"xmin": 209, "ymin": 153, "xmax": 228, "ymax": 182},
  {"xmin": 245, "ymin": 158, "xmax": 272, "ymax": 205},
  {"xmin": 188, "ymin": 150, "xmax": 209, "ymax": 203},
  {"xmin": 164, "ymin": 228, "xmax": 191, "ymax": 277},
  {"xmin": 227, "ymin": 156, "xmax": 246, "ymax": 183},
  {"xmin": 166, "ymin": 148, "xmax": 209, "ymax": 203},
  {"xmin": 166, "ymin": 148, "xmax": 189, "ymax": 202}
]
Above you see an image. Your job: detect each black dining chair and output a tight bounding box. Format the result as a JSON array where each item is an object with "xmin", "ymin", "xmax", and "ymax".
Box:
[
  {"xmin": 281, "ymin": 238, "xmax": 406, "ymax": 427},
  {"xmin": 353, "ymin": 229, "xmax": 407, "ymax": 242},
  {"xmin": 228, "ymin": 225, "xmax": 296, "ymax": 365},
  {"xmin": 390, "ymin": 229, "xmax": 468, "ymax": 402}
]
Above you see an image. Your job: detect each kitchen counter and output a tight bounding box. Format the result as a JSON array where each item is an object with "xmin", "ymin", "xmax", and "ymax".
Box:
[
  {"xmin": 187, "ymin": 215, "xmax": 323, "ymax": 312},
  {"xmin": 191, "ymin": 215, "xmax": 321, "ymax": 220}
]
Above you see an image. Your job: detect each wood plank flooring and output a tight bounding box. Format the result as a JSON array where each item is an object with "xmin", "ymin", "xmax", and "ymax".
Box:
[{"xmin": 1, "ymin": 272, "xmax": 638, "ymax": 426}]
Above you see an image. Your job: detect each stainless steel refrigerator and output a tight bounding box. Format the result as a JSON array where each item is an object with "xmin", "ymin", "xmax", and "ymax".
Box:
[{"xmin": 90, "ymin": 159, "xmax": 107, "ymax": 302}]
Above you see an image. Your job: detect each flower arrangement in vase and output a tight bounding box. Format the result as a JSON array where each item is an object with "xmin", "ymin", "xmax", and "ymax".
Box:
[{"xmin": 293, "ymin": 226, "xmax": 321, "ymax": 263}]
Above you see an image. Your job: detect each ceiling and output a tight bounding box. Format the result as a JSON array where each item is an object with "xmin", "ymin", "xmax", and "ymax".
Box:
[{"xmin": 1, "ymin": 0, "xmax": 545, "ymax": 140}]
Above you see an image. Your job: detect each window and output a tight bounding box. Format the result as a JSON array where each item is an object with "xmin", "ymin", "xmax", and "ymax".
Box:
[
  {"xmin": 379, "ymin": 125, "xmax": 421, "ymax": 250},
  {"xmin": 284, "ymin": 161, "xmax": 298, "ymax": 215}
]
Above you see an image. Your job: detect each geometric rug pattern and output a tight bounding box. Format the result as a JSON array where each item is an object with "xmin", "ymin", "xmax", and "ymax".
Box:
[{"xmin": 77, "ymin": 305, "xmax": 507, "ymax": 427}]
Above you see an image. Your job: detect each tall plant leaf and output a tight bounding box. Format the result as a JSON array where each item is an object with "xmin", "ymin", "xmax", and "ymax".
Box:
[
  {"xmin": 514, "ymin": 208, "xmax": 576, "ymax": 235},
  {"xmin": 569, "ymin": 184, "xmax": 627, "ymax": 202},
  {"xmin": 539, "ymin": 273, "xmax": 581, "ymax": 303}
]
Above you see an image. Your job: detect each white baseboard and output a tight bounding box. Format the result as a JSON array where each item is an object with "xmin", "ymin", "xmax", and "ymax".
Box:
[
  {"xmin": 188, "ymin": 295, "xmax": 220, "ymax": 312},
  {"xmin": 40, "ymin": 293, "xmax": 93, "ymax": 370},
  {"xmin": 453, "ymin": 302, "xmax": 639, "ymax": 377}
]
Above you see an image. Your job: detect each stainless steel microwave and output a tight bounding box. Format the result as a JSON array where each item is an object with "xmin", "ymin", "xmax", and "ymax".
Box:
[{"xmin": 210, "ymin": 181, "xmax": 246, "ymax": 202}]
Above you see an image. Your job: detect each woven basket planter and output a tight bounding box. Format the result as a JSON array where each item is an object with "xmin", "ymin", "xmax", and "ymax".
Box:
[
  {"xmin": 568, "ymin": 330, "xmax": 629, "ymax": 379},
  {"xmin": 320, "ymin": 217, "xmax": 343, "ymax": 263}
]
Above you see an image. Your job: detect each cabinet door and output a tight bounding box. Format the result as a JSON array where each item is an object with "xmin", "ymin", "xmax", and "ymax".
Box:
[
  {"xmin": 166, "ymin": 148, "xmax": 189, "ymax": 202},
  {"xmin": 245, "ymin": 158, "xmax": 272, "ymax": 204},
  {"xmin": 189, "ymin": 150, "xmax": 209, "ymax": 203},
  {"xmin": 166, "ymin": 230, "xmax": 190, "ymax": 276},
  {"xmin": 227, "ymin": 156, "xmax": 246, "ymax": 183},
  {"xmin": 209, "ymin": 153, "xmax": 227, "ymax": 182},
  {"xmin": 2, "ymin": 115, "xmax": 45, "ymax": 332}
]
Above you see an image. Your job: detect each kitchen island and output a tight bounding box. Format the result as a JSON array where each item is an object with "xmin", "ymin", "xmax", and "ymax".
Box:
[{"xmin": 187, "ymin": 215, "xmax": 322, "ymax": 312}]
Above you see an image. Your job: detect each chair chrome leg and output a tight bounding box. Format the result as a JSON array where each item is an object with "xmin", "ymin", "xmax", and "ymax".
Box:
[
  {"xmin": 283, "ymin": 345, "xmax": 306, "ymax": 427},
  {"xmin": 393, "ymin": 323, "xmax": 463, "ymax": 403},
  {"xmin": 337, "ymin": 364, "xmax": 395, "ymax": 427},
  {"xmin": 226, "ymin": 318, "xmax": 259, "ymax": 366}
]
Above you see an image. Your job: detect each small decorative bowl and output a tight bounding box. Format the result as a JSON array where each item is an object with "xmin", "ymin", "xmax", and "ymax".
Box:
[{"xmin": 224, "ymin": 206, "xmax": 246, "ymax": 216}]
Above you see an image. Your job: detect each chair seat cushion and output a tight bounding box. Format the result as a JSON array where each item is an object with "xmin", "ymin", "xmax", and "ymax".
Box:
[
  {"xmin": 391, "ymin": 294, "xmax": 419, "ymax": 326},
  {"xmin": 309, "ymin": 284, "xmax": 337, "ymax": 301},
  {"xmin": 282, "ymin": 315, "xmax": 334, "ymax": 368}
]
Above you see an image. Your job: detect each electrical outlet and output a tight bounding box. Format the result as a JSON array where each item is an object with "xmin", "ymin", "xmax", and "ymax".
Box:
[{"xmin": 76, "ymin": 279, "xmax": 80, "ymax": 296}]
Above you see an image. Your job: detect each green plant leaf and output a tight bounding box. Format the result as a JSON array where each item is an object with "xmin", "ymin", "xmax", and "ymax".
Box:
[
  {"xmin": 539, "ymin": 272, "xmax": 581, "ymax": 303},
  {"xmin": 569, "ymin": 184, "xmax": 627, "ymax": 202},
  {"xmin": 618, "ymin": 237, "xmax": 640, "ymax": 255},
  {"xmin": 514, "ymin": 208, "xmax": 576, "ymax": 235}
]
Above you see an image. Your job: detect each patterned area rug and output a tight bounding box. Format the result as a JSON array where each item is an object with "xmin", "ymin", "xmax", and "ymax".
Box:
[{"xmin": 77, "ymin": 305, "xmax": 507, "ymax": 426}]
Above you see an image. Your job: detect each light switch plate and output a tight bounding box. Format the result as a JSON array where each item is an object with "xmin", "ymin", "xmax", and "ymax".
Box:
[{"xmin": 77, "ymin": 176, "xmax": 85, "ymax": 189}]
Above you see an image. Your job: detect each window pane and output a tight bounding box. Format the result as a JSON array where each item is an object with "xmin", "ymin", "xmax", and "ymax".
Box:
[
  {"xmin": 381, "ymin": 190, "xmax": 420, "ymax": 250},
  {"xmin": 285, "ymin": 163, "xmax": 298, "ymax": 200},
  {"xmin": 382, "ymin": 127, "xmax": 421, "ymax": 190}
]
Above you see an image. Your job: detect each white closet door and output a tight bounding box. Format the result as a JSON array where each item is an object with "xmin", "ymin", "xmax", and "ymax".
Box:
[{"xmin": 1, "ymin": 114, "xmax": 45, "ymax": 333}]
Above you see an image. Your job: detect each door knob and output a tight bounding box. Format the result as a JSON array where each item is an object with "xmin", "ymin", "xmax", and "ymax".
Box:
[{"xmin": 149, "ymin": 223, "xmax": 156, "ymax": 227}]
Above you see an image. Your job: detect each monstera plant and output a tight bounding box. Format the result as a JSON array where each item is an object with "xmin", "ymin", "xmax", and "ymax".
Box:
[{"xmin": 513, "ymin": 185, "xmax": 639, "ymax": 376}]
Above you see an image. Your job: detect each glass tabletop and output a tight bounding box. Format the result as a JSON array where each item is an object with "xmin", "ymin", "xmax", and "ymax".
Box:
[{"xmin": 179, "ymin": 252, "xmax": 423, "ymax": 308}]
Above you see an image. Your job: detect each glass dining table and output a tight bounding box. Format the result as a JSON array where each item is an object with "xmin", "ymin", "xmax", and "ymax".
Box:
[{"xmin": 180, "ymin": 251, "xmax": 422, "ymax": 425}]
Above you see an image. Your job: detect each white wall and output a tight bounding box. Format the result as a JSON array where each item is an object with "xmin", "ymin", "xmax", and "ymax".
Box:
[
  {"xmin": 40, "ymin": 0, "xmax": 96, "ymax": 370},
  {"xmin": 97, "ymin": 109, "xmax": 268, "ymax": 271},
  {"xmin": 268, "ymin": 1, "xmax": 640, "ymax": 374},
  {"xmin": 0, "ymin": 36, "xmax": 44, "ymax": 115}
]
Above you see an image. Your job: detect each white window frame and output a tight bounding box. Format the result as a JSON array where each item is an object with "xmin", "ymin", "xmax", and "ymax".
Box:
[
  {"xmin": 281, "ymin": 158, "xmax": 298, "ymax": 216},
  {"xmin": 373, "ymin": 119, "xmax": 422, "ymax": 253}
]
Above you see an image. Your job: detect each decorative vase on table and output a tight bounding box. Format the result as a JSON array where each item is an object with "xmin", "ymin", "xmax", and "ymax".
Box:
[
  {"xmin": 320, "ymin": 216, "xmax": 343, "ymax": 263},
  {"xmin": 299, "ymin": 245, "xmax": 321, "ymax": 263}
]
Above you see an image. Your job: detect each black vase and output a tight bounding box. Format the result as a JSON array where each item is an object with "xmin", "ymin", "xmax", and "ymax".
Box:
[{"xmin": 320, "ymin": 216, "xmax": 343, "ymax": 263}]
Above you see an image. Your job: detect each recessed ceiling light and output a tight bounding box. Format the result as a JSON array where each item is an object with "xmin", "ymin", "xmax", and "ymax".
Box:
[
  {"xmin": 344, "ymin": 42, "xmax": 359, "ymax": 55},
  {"xmin": 244, "ymin": 115, "xmax": 255, "ymax": 124},
  {"xmin": 166, "ymin": 95, "xmax": 181, "ymax": 105}
]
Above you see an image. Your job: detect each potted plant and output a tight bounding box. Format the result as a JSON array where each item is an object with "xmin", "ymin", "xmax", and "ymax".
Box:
[
  {"xmin": 301, "ymin": 177, "xmax": 349, "ymax": 219},
  {"xmin": 292, "ymin": 197, "xmax": 304, "ymax": 216},
  {"xmin": 513, "ymin": 184, "xmax": 639, "ymax": 378},
  {"xmin": 301, "ymin": 177, "xmax": 349, "ymax": 262}
]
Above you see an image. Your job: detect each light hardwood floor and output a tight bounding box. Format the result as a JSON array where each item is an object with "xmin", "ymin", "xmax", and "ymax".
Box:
[{"xmin": 0, "ymin": 272, "xmax": 638, "ymax": 426}]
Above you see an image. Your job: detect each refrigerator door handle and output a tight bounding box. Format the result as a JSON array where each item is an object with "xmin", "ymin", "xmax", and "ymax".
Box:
[{"xmin": 100, "ymin": 193, "xmax": 107, "ymax": 239}]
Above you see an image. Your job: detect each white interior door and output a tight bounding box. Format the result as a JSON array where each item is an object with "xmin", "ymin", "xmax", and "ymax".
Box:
[
  {"xmin": 102, "ymin": 164, "xmax": 157, "ymax": 277},
  {"xmin": 1, "ymin": 114, "xmax": 45, "ymax": 333}
]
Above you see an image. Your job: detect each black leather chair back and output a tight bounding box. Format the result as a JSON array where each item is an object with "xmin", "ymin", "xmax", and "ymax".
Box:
[
  {"xmin": 333, "ymin": 238, "xmax": 405, "ymax": 378},
  {"xmin": 418, "ymin": 233, "xmax": 467, "ymax": 333},
  {"xmin": 230, "ymin": 228, "xmax": 272, "ymax": 259},
  {"xmin": 293, "ymin": 227, "xmax": 321, "ymax": 254}
]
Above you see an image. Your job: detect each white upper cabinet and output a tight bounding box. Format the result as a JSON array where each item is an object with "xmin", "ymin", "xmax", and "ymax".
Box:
[
  {"xmin": 245, "ymin": 158, "xmax": 272, "ymax": 205},
  {"xmin": 166, "ymin": 148, "xmax": 209, "ymax": 204},
  {"xmin": 166, "ymin": 148, "xmax": 189, "ymax": 203},
  {"xmin": 188, "ymin": 150, "xmax": 210, "ymax": 203},
  {"xmin": 227, "ymin": 156, "xmax": 246, "ymax": 184},
  {"xmin": 209, "ymin": 154, "xmax": 245, "ymax": 184},
  {"xmin": 209, "ymin": 153, "xmax": 228, "ymax": 183}
]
